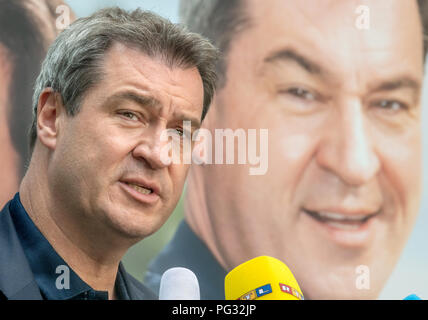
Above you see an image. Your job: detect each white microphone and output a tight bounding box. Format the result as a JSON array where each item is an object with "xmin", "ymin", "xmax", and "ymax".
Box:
[{"xmin": 159, "ymin": 267, "xmax": 200, "ymax": 300}]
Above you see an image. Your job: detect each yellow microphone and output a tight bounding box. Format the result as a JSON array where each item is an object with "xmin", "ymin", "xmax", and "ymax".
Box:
[{"xmin": 224, "ymin": 256, "xmax": 304, "ymax": 300}]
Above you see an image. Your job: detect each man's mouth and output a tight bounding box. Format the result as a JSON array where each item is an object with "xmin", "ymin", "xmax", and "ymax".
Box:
[
  {"xmin": 303, "ymin": 208, "xmax": 379, "ymax": 231},
  {"xmin": 119, "ymin": 179, "xmax": 160, "ymax": 205},
  {"xmin": 125, "ymin": 182, "xmax": 153, "ymax": 195}
]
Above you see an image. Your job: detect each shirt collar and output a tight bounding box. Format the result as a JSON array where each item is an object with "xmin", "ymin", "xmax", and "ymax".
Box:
[{"xmin": 9, "ymin": 193, "xmax": 128, "ymax": 300}]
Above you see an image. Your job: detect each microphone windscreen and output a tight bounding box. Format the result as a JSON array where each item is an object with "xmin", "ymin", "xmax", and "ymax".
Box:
[
  {"xmin": 404, "ymin": 294, "xmax": 422, "ymax": 300},
  {"xmin": 225, "ymin": 256, "xmax": 304, "ymax": 300},
  {"xmin": 159, "ymin": 267, "xmax": 200, "ymax": 300}
]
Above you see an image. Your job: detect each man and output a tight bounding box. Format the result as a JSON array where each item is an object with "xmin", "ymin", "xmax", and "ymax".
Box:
[
  {"xmin": 146, "ymin": 0, "xmax": 428, "ymax": 299},
  {"xmin": 0, "ymin": 0, "xmax": 74, "ymax": 208},
  {"xmin": 0, "ymin": 7, "xmax": 218, "ymax": 300}
]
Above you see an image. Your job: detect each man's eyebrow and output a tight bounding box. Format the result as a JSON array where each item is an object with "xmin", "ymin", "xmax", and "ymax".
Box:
[
  {"xmin": 368, "ymin": 77, "xmax": 421, "ymax": 93},
  {"xmin": 264, "ymin": 47, "xmax": 324, "ymax": 75},
  {"xmin": 107, "ymin": 91, "xmax": 161, "ymax": 109},
  {"xmin": 175, "ymin": 113, "xmax": 201, "ymax": 129},
  {"xmin": 106, "ymin": 91, "xmax": 202, "ymax": 128}
]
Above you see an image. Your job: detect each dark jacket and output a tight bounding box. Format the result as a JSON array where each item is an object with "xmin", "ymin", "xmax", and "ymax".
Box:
[{"xmin": 0, "ymin": 199, "xmax": 156, "ymax": 300}]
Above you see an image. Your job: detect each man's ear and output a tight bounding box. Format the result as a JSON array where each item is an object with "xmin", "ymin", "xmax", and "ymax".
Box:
[{"xmin": 37, "ymin": 88, "xmax": 64, "ymax": 150}]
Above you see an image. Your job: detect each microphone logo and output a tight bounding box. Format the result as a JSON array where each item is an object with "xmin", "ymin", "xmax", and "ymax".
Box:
[
  {"xmin": 236, "ymin": 283, "xmax": 304, "ymax": 300},
  {"xmin": 256, "ymin": 284, "xmax": 272, "ymax": 297},
  {"xmin": 279, "ymin": 283, "xmax": 305, "ymax": 300},
  {"xmin": 238, "ymin": 283, "xmax": 272, "ymax": 300}
]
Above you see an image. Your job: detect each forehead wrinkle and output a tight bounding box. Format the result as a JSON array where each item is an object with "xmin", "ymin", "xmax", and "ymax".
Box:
[
  {"xmin": 100, "ymin": 43, "xmax": 203, "ymax": 124},
  {"xmin": 107, "ymin": 91, "xmax": 161, "ymax": 110}
]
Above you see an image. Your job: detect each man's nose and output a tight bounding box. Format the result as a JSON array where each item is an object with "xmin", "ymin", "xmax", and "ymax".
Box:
[
  {"xmin": 132, "ymin": 124, "xmax": 171, "ymax": 170},
  {"xmin": 316, "ymin": 99, "xmax": 380, "ymax": 186}
]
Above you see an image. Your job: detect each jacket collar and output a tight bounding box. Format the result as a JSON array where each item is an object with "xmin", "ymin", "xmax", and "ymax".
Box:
[
  {"xmin": 119, "ymin": 262, "xmax": 157, "ymax": 300},
  {"xmin": 0, "ymin": 200, "xmax": 42, "ymax": 300}
]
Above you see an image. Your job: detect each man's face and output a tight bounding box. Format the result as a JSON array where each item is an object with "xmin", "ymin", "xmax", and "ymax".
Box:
[
  {"xmin": 49, "ymin": 43, "xmax": 204, "ymax": 240},
  {"xmin": 200, "ymin": 0, "xmax": 424, "ymax": 298},
  {"xmin": 0, "ymin": 45, "xmax": 20, "ymax": 208}
]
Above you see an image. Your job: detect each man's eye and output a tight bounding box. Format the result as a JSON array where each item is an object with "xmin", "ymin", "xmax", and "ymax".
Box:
[
  {"xmin": 176, "ymin": 128, "xmax": 192, "ymax": 138},
  {"xmin": 283, "ymin": 87, "xmax": 316, "ymax": 101},
  {"xmin": 120, "ymin": 111, "xmax": 139, "ymax": 121},
  {"xmin": 371, "ymin": 99, "xmax": 408, "ymax": 112},
  {"xmin": 169, "ymin": 127, "xmax": 192, "ymax": 138}
]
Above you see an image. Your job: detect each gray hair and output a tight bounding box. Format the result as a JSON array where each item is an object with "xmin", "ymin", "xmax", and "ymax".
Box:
[
  {"xmin": 179, "ymin": 0, "xmax": 250, "ymax": 88},
  {"xmin": 29, "ymin": 7, "xmax": 219, "ymax": 151},
  {"xmin": 180, "ymin": 0, "xmax": 428, "ymax": 86},
  {"xmin": 419, "ymin": 0, "xmax": 428, "ymax": 57}
]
